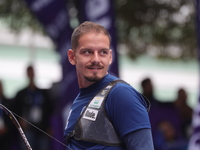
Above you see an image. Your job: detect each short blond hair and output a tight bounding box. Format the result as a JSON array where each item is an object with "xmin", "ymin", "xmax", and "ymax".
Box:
[{"xmin": 71, "ymin": 21, "xmax": 111, "ymax": 50}]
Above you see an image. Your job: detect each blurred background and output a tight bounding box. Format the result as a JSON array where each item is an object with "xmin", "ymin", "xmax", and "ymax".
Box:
[{"xmin": 0, "ymin": 0, "xmax": 198, "ymax": 150}]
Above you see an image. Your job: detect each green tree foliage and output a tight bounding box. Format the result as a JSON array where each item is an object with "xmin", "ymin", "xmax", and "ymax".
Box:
[
  {"xmin": 0, "ymin": 0, "xmax": 42, "ymax": 32},
  {"xmin": 0, "ymin": 0, "xmax": 196, "ymax": 60},
  {"xmin": 115, "ymin": 0, "xmax": 196, "ymax": 60}
]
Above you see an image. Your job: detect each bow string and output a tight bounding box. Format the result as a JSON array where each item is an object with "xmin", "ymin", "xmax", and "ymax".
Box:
[{"xmin": 0, "ymin": 103, "xmax": 73, "ymax": 150}]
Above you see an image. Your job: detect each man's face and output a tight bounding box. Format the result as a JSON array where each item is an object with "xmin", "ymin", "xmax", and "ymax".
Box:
[{"xmin": 68, "ymin": 32, "xmax": 112, "ymax": 87}]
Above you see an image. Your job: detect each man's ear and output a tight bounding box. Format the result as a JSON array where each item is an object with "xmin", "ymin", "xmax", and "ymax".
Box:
[
  {"xmin": 109, "ymin": 49, "xmax": 113, "ymax": 65},
  {"xmin": 68, "ymin": 49, "xmax": 76, "ymax": 65}
]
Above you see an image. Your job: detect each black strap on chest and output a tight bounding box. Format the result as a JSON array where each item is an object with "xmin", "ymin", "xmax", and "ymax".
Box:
[{"xmin": 66, "ymin": 79, "xmax": 150, "ymax": 146}]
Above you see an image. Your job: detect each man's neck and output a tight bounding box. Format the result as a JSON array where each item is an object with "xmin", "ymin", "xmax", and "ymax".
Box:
[{"xmin": 78, "ymin": 80, "xmax": 96, "ymax": 89}]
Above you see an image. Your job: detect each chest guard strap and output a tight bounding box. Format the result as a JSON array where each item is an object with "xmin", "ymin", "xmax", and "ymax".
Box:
[
  {"xmin": 67, "ymin": 80, "xmax": 127, "ymax": 146},
  {"xmin": 66, "ymin": 79, "xmax": 150, "ymax": 146}
]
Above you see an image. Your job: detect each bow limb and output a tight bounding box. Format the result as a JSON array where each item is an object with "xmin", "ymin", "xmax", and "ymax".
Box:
[{"xmin": 0, "ymin": 104, "xmax": 32, "ymax": 150}]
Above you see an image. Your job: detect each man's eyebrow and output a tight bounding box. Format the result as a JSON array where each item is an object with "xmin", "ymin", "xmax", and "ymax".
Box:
[
  {"xmin": 80, "ymin": 48, "xmax": 110, "ymax": 51},
  {"xmin": 100, "ymin": 48, "xmax": 110, "ymax": 51},
  {"xmin": 80, "ymin": 48, "xmax": 92, "ymax": 51}
]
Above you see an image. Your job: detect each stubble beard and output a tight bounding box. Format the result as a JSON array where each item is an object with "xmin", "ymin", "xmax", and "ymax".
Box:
[
  {"xmin": 84, "ymin": 73, "xmax": 101, "ymax": 82},
  {"xmin": 85, "ymin": 63, "xmax": 104, "ymax": 82}
]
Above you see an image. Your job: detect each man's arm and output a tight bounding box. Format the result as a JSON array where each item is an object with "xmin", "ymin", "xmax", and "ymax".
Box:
[{"xmin": 123, "ymin": 128, "xmax": 154, "ymax": 150}]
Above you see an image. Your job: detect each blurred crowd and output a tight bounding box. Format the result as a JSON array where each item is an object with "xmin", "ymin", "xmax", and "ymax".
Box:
[
  {"xmin": 141, "ymin": 77, "xmax": 193, "ymax": 150},
  {"xmin": 0, "ymin": 65, "xmax": 195, "ymax": 150},
  {"xmin": 0, "ymin": 65, "xmax": 55, "ymax": 150}
]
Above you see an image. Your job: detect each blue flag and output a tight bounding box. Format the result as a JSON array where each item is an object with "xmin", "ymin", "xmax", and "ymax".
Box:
[
  {"xmin": 23, "ymin": 0, "xmax": 119, "ymax": 149},
  {"xmin": 78, "ymin": 0, "xmax": 119, "ymax": 77},
  {"xmin": 23, "ymin": 0, "xmax": 77, "ymax": 149},
  {"xmin": 188, "ymin": 0, "xmax": 200, "ymax": 149}
]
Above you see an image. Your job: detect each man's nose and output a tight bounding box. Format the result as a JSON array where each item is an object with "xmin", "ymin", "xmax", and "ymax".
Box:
[{"xmin": 91, "ymin": 52, "xmax": 100, "ymax": 63}]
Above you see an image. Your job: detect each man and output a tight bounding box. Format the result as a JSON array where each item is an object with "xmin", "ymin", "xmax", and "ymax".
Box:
[
  {"xmin": 14, "ymin": 65, "xmax": 53, "ymax": 150},
  {"xmin": 64, "ymin": 21, "xmax": 154, "ymax": 150},
  {"xmin": 141, "ymin": 77, "xmax": 161, "ymax": 106}
]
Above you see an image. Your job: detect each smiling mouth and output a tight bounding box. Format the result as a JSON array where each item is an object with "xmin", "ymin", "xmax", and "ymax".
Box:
[
  {"xmin": 88, "ymin": 68, "xmax": 101, "ymax": 71},
  {"xmin": 87, "ymin": 65, "xmax": 104, "ymax": 70},
  {"xmin": 89, "ymin": 68, "xmax": 101, "ymax": 70}
]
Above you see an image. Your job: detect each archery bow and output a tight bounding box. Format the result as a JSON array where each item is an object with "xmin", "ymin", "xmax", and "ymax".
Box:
[
  {"xmin": 0, "ymin": 103, "xmax": 73, "ymax": 150},
  {"xmin": 0, "ymin": 103, "xmax": 32, "ymax": 150}
]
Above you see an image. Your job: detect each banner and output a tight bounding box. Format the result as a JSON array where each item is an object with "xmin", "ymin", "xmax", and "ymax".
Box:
[
  {"xmin": 188, "ymin": 0, "xmax": 200, "ymax": 149},
  {"xmin": 23, "ymin": 0, "xmax": 77, "ymax": 150},
  {"xmin": 23, "ymin": 0, "xmax": 118, "ymax": 149},
  {"xmin": 78, "ymin": 0, "xmax": 119, "ymax": 77}
]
